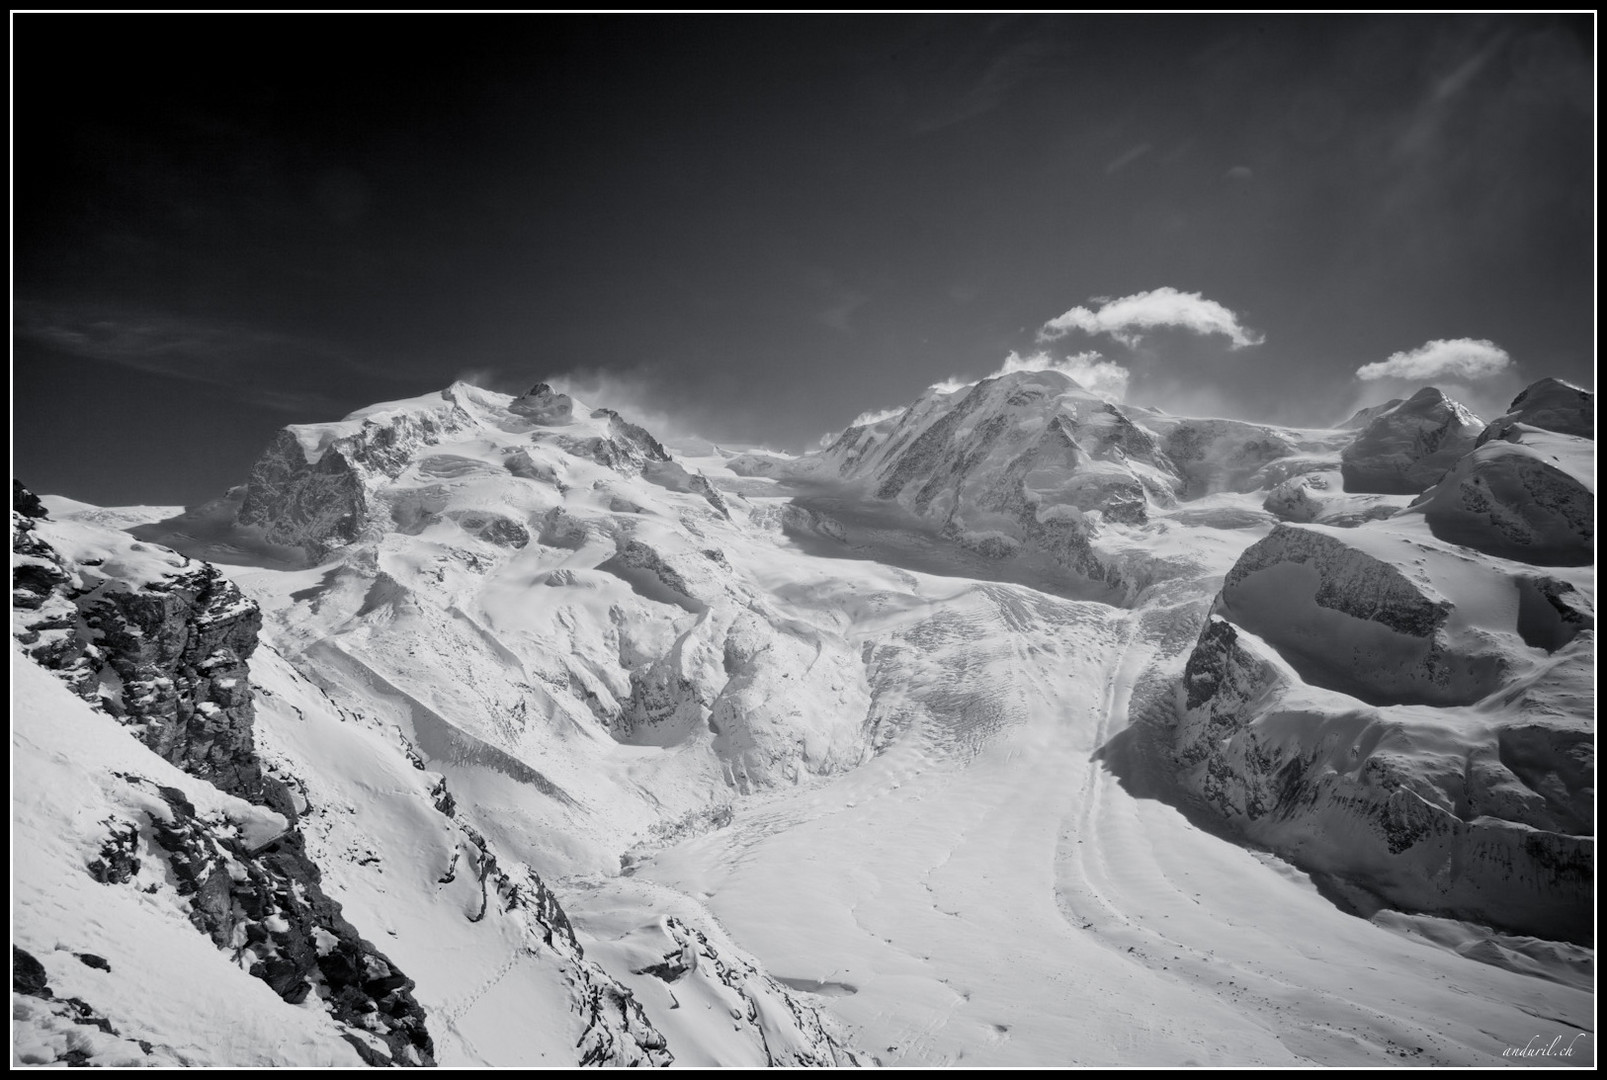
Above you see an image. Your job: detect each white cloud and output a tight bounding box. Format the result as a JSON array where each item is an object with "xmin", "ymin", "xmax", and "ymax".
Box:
[
  {"xmin": 1037, "ymin": 287, "xmax": 1264, "ymax": 349},
  {"xmin": 1355, "ymin": 338, "xmax": 1512, "ymax": 382},
  {"xmin": 927, "ymin": 377, "xmax": 974, "ymax": 395}
]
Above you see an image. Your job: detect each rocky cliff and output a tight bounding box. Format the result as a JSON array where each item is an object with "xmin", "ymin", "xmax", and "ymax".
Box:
[
  {"xmin": 14, "ymin": 486, "xmax": 265, "ymax": 798},
  {"xmin": 12, "ymin": 484, "xmax": 438, "ymax": 1065}
]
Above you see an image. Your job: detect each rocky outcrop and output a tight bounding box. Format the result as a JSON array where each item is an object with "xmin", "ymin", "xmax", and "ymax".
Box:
[
  {"xmin": 1217, "ymin": 524, "xmax": 1511, "ymax": 706},
  {"xmin": 130, "ymin": 780, "xmax": 435, "ymax": 1065},
  {"xmin": 602, "ymin": 538, "xmax": 703, "ymax": 610},
  {"xmin": 1262, "ymin": 471, "xmax": 1402, "ymax": 527},
  {"xmin": 1476, "ymin": 377, "xmax": 1593, "ymax": 446},
  {"xmin": 11, "ymin": 504, "xmax": 84, "ymax": 686},
  {"xmin": 628, "ymin": 916, "xmax": 860, "ymax": 1066},
  {"xmin": 552, "ymin": 407, "xmax": 672, "ymax": 476},
  {"xmin": 91, "ymin": 566, "xmax": 265, "ymax": 797},
  {"xmin": 444, "ymin": 509, "xmax": 531, "ymax": 548},
  {"xmin": 12, "ymin": 498, "xmax": 266, "ymax": 800},
  {"xmin": 777, "ymin": 503, "xmax": 847, "ymax": 542},
  {"xmin": 1340, "ymin": 387, "xmax": 1484, "ymax": 494},
  {"xmin": 1165, "ymin": 617, "xmax": 1594, "ymax": 944},
  {"xmin": 14, "ymin": 477, "xmax": 48, "ymax": 517},
  {"xmin": 450, "ymin": 819, "xmax": 673, "ymax": 1066},
  {"xmin": 238, "ymin": 394, "xmax": 470, "ymax": 558},
  {"xmin": 12, "ymin": 489, "xmax": 439, "ymax": 1063},
  {"xmin": 509, "ymin": 382, "xmax": 575, "ymax": 424},
  {"xmin": 238, "ymin": 429, "xmax": 371, "ymax": 557},
  {"xmin": 1408, "ymin": 438, "xmax": 1593, "ymax": 566}
]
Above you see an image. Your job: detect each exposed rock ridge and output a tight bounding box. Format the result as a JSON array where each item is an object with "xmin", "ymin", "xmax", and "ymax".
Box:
[
  {"xmin": 1224, "ymin": 524, "xmax": 1450, "ymax": 638},
  {"xmin": 13, "ymin": 493, "xmax": 266, "ymax": 799},
  {"xmin": 1165, "ymin": 617, "xmax": 1593, "ymax": 944},
  {"xmin": 11, "ymin": 483, "xmax": 438, "ymax": 1065},
  {"xmin": 238, "ymin": 396, "xmax": 471, "ymax": 557}
]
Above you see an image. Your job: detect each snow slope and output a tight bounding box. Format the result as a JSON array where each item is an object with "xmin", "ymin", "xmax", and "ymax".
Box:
[
  {"xmin": 18, "ymin": 371, "xmax": 1594, "ymax": 1067},
  {"xmin": 12, "ymin": 648, "xmax": 374, "ymax": 1067}
]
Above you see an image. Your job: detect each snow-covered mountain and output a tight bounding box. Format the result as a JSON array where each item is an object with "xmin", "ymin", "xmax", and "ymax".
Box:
[
  {"xmin": 1136, "ymin": 379, "xmax": 1595, "ymax": 945},
  {"xmin": 12, "ymin": 371, "xmax": 1595, "ymax": 1066}
]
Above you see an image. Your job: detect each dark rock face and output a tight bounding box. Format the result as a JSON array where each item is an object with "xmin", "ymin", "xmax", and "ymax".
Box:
[
  {"xmin": 87, "ymin": 819, "xmax": 143, "ymax": 884},
  {"xmin": 14, "ymin": 478, "xmax": 49, "ymax": 517},
  {"xmin": 1164, "ymin": 616, "xmax": 1594, "ymax": 944},
  {"xmin": 239, "ymin": 429, "xmax": 369, "ymax": 557},
  {"xmin": 12, "ymin": 508, "xmax": 266, "ymax": 801},
  {"xmin": 1217, "ymin": 524, "xmax": 1509, "ymax": 707},
  {"xmin": 125, "ymin": 781, "xmax": 436, "ymax": 1066},
  {"xmin": 238, "ymin": 403, "xmax": 465, "ymax": 558},
  {"xmin": 14, "ymin": 945, "xmax": 52, "ymax": 997},
  {"xmin": 1476, "ymin": 377, "xmax": 1594, "ymax": 445},
  {"xmin": 90, "ymin": 566, "xmax": 265, "ymax": 798},
  {"xmin": 1225, "ymin": 525, "xmax": 1450, "ymax": 638},
  {"xmin": 509, "ymin": 382, "xmax": 576, "ymax": 424},
  {"xmin": 1413, "ymin": 444, "xmax": 1593, "ymax": 566}
]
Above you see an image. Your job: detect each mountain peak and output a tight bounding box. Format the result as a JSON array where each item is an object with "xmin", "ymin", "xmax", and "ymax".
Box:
[{"xmin": 510, "ymin": 381, "xmax": 575, "ymax": 423}]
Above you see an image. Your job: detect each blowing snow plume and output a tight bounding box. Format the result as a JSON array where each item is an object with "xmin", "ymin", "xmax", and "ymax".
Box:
[{"xmin": 989, "ymin": 350, "xmax": 1130, "ymax": 401}]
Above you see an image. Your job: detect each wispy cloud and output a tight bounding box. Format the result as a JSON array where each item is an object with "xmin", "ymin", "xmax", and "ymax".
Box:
[
  {"xmin": 14, "ymin": 302, "xmax": 362, "ymax": 415},
  {"xmin": 1037, "ymin": 287, "xmax": 1264, "ymax": 349},
  {"xmin": 1105, "ymin": 142, "xmax": 1153, "ymax": 176},
  {"xmin": 1355, "ymin": 337, "xmax": 1512, "ymax": 382},
  {"xmin": 910, "ymin": 23, "xmax": 1064, "ymax": 133}
]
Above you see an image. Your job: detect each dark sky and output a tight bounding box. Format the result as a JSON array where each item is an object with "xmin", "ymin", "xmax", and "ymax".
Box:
[{"xmin": 12, "ymin": 14, "xmax": 1595, "ymax": 506}]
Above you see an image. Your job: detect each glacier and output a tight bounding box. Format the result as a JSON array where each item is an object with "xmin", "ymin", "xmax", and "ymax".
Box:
[{"xmin": 11, "ymin": 372, "xmax": 1594, "ymax": 1067}]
